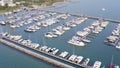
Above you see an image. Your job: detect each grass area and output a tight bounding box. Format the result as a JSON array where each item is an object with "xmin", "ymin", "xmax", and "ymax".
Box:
[
  {"xmin": 0, "ymin": 6, "xmax": 20, "ymax": 14},
  {"xmin": 13, "ymin": 0, "xmax": 64, "ymax": 6},
  {"xmin": 0, "ymin": 0, "xmax": 64, "ymax": 14}
]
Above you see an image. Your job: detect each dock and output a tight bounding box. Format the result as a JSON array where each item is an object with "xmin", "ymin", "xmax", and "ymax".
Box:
[
  {"xmin": 1, "ymin": 36, "xmax": 92, "ymax": 68},
  {"xmin": 41, "ymin": 10, "xmax": 120, "ymax": 23},
  {"xmin": 0, "ymin": 38, "xmax": 75, "ymax": 68}
]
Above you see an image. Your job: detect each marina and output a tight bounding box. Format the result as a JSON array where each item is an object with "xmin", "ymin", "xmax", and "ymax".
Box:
[
  {"xmin": 0, "ymin": 38, "xmax": 74, "ymax": 68},
  {"xmin": 0, "ymin": 0, "xmax": 120, "ymax": 68},
  {"xmin": 68, "ymin": 20, "xmax": 109, "ymax": 46},
  {"xmin": 0, "ymin": 8, "xmax": 120, "ymax": 68},
  {"xmin": 41, "ymin": 10, "xmax": 120, "ymax": 23},
  {"xmin": 105, "ymin": 24, "xmax": 120, "ymax": 49},
  {"xmin": 0, "ymin": 33, "xmax": 99, "ymax": 68},
  {"xmin": 2, "ymin": 9, "xmax": 120, "ymax": 27},
  {"xmin": 1, "ymin": 32, "xmax": 119, "ymax": 68}
]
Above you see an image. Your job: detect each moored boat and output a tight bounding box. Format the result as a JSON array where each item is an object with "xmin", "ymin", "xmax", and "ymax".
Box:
[
  {"xmin": 74, "ymin": 56, "xmax": 83, "ymax": 63},
  {"xmin": 0, "ymin": 21, "xmax": 6, "ymax": 25},
  {"xmin": 93, "ymin": 61, "xmax": 102, "ymax": 68},
  {"xmin": 59, "ymin": 51, "xmax": 69, "ymax": 58},
  {"xmin": 82, "ymin": 58, "xmax": 90, "ymax": 65}
]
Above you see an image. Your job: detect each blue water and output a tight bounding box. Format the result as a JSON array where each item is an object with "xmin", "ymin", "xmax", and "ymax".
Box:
[{"xmin": 0, "ymin": 0, "xmax": 120, "ymax": 68}]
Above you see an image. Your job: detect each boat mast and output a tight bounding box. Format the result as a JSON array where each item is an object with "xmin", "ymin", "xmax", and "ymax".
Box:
[
  {"xmin": 111, "ymin": 55, "xmax": 114, "ymax": 65},
  {"xmin": 43, "ymin": 37, "xmax": 46, "ymax": 46},
  {"xmin": 0, "ymin": 25, "xmax": 4, "ymax": 33},
  {"xmin": 72, "ymin": 45, "xmax": 75, "ymax": 55}
]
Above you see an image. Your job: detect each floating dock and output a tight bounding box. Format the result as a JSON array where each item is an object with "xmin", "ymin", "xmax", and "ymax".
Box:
[
  {"xmin": 0, "ymin": 38, "xmax": 75, "ymax": 68},
  {"xmin": 41, "ymin": 10, "xmax": 120, "ymax": 23}
]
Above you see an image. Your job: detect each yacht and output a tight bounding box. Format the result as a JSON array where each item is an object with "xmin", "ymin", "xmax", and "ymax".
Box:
[
  {"xmin": 52, "ymin": 49, "xmax": 59, "ymax": 55},
  {"xmin": 30, "ymin": 43, "xmax": 40, "ymax": 49},
  {"xmin": 12, "ymin": 35, "xmax": 22, "ymax": 41},
  {"xmin": 93, "ymin": 61, "xmax": 102, "ymax": 68},
  {"xmin": 68, "ymin": 55, "xmax": 77, "ymax": 61},
  {"xmin": 62, "ymin": 26, "xmax": 71, "ymax": 31},
  {"xmin": 45, "ymin": 47, "xmax": 51, "ymax": 52},
  {"xmin": 68, "ymin": 39, "xmax": 85, "ymax": 47},
  {"xmin": 82, "ymin": 38, "xmax": 91, "ymax": 43},
  {"xmin": 116, "ymin": 45, "xmax": 120, "ymax": 49},
  {"xmin": 70, "ymin": 23, "xmax": 77, "ymax": 27},
  {"xmin": 45, "ymin": 32, "xmax": 53, "ymax": 38},
  {"xmin": 114, "ymin": 65, "xmax": 120, "ymax": 68},
  {"xmin": 77, "ymin": 31, "xmax": 89, "ymax": 37},
  {"xmin": 0, "ymin": 21, "xmax": 6, "ymax": 25},
  {"xmin": 39, "ymin": 46, "xmax": 48, "ymax": 51},
  {"xmin": 10, "ymin": 24, "xmax": 17, "ymax": 28},
  {"xmin": 82, "ymin": 58, "xmax": 90, "ymax": 65},
  {"xmin": 59, "ymin": 51, "xmax": 69, "ymax": 58},
  {"xmin": 74, "ymin": 56, "xmax": 83, "ymax": 63},
  {"xmin": 100, "ymin": 21, "xmax": 109, "ymax": 27}
]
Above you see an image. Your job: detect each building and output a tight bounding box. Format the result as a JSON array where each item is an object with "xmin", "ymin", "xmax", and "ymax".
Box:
[
  {"xmin": 0, "ymin": 0, "xmax": 16, "ymax": 6},
  {"xmin": 0, "ymin": 0, "xmax": 4, "ymax": 6}
]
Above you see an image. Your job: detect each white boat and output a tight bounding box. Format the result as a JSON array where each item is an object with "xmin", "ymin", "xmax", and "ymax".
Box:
[
  {"xmin": 24, "ymin": 25, "xmax": 40, "ymax": 32},
  {"xmin": 114, "ymin": 65, "xmax": 120, "ymax": 68},
  {"xmin": 10, "ymin": 24, "xmax": 17, "ymax": 28},
  {"xmin": 52, "ymin": 49, "xmax": 59, "ymax": 55},
  {"xmin": 45, "ymin": 32, "xmax": 53, "ymax": 38},
  {"xmin": 0, "ymin": 21, "xmax": 6, "ymax": 25},
  {"xmin": 70, "ymin": 23, "xmax": 77, "ymax": 27},
  {"xmin": 116, "ymin": 45, "xmax": 120, "ymax": 49},
  {"xmin": 18, "ymin": 39, "xmax": 23, "ymax": 43},
  {"xmin": 36, "ymin": 22, "xmax": 41, "ymax": 26},
  {"xmin": 100, "ymin": 21, "xmax": 109, "ymax": 27},
  {"xmin": 12, "ymin": 35, "xmax": 22, "ymax": 41},
  {"xmin": 45, "ymin": 32, "xmax": 58, "ymax": 38},
  {"xmin": 53, "ymin": 29, "xmax": 64, "ymax": 36},
  {"xmin": 45, "ymin": 47, "xmax": 51, "ymax": 52},
  {"xmin": 8, "ymin": 35, "xmax": 22, "ymax": 41},
  {"xmin": 63, "ymin": 26, "xmax": 71, "ymax": 31},
  {"xmin": 39, "ymin": 46, "xmax": 48, "ymax": 51},
  {"xmin": 93, "ymin": 61, "xmax": 102, "ymax": 68},
  {"xmin": 72, "ymin": 40, "xmax": 85, "ymax": 47},
  {"xmin": 102, "ymin": 8, "xmax": 106, "ymax": 11},
  {"xmin": 68, "ymin": 55, "xmax": 77, "ymax": 61},
  {"xmin": 82, "ymin": 38, "xmax": 91, "ymax": 43},
  {"xmin": 82, "ymin": 58, "xmax": 90, "ymax": 65},
  {"xmin": 59, "ymin": 51, "xmax": 69, "ymax": 58},
  {"xmin": 77, "ymin": 31, "xmax": 89, "ymax": 37},
  {"xmin": 74, "ymin": 56, "xmax": 83, "ymax": 63},
  {"xmin": 68, "ymin": 39, "xmax": 85, "ymax": 47},
  {"xmin": 30, "ymin": 43, "xmax": 40, "ymax": 49}
]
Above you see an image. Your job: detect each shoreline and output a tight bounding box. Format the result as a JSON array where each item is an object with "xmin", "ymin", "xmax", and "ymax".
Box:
[
  {"xmin": 32, "ymin": 0, "xmax": 71, "ymax": 9},
  {"xmin": 52, "ymin": 0, "xmax": 71, "ymax": 7},
  {"xmin": 0, "ymin": 0, "xmax": 70, "ymax": 14}
]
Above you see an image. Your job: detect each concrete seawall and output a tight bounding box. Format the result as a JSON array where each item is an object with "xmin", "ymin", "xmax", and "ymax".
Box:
[{"xmin": 0, "ymin": 39, "xmax": 74, "ymax": 68}]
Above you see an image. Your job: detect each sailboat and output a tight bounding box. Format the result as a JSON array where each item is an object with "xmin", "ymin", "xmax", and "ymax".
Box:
[
  {"xmin": 109, "ymin": 55, "xmax": 114, "ymax": 68},
  {"xmin": 102, "ymin": 8, "xmax": 106, "ymax": 11}
]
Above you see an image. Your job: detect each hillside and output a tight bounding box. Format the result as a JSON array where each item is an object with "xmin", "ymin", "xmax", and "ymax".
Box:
[
  {"xmin": 13, "ymin": 0, "xmax": 64, "ymax": 6},
  {"xmin": 0, "ymin": 0, "xmax": 63, "ymax": 13}
]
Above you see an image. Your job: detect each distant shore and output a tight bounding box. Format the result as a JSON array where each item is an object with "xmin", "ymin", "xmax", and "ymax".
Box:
[
  {"xmin": 35, "ymin": 0, "xmax": 70, "ymax": 9},
  {"xmin": 52, "ymin": 0, "xmax": 70, "ymax": 6},
  {"xmin": 0, "ymin": 0, "xmax": 70, "ymax": 14}
]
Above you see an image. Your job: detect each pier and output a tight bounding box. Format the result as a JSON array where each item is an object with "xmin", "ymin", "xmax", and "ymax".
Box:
[
  {"xmin": 1, "ymin": 36, "xmax": 92, "ymax": 68},
  {"xmin": 41, "ymin": 10, "xmax": 120, "ymax": 23},
  {"xmin": 0, "ymin": 38, "xmax": 74, "ymax": 68}
]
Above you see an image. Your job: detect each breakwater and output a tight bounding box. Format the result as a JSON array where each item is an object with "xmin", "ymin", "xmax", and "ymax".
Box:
[{"xmin": 0, "ymin": 38, "xmax": 74, "ymax": 68}]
